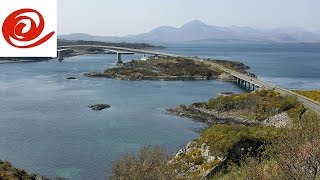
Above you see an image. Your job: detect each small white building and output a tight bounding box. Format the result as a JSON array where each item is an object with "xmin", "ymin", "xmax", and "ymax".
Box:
[{"xmin": 141, "ymin": 54, "xmax": 148, "ymax": 61}]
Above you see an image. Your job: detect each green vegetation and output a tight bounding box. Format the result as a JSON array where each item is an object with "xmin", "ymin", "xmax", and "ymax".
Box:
[
  {"xmin": 294, "ymin": 90, "xmax": 320, "ymax": 103},
  {"xmin": 197, "ymin": 125, "xmax": 280, "ymax": 157},
  {"xmin": 211, "ymin": 60, "xmax": 249, "ymax": 73},
  {"xmin": 130, "ymin": 57, "xmax": 221, "ymax": 77},
  {"xmin": 111, "ymin": 90, "xmax": 317, "ymax": 179},
  {"xmin": 104, "ymin": 67, "xmax": 158, "ymax": 77},
  {"xmin": 213, "ymin": 111, "xmax": 320, "ymax": 180},
  {"xmin": 85, "ymin": 57, "xmax": 229, "ymax": 80},
  {"xmin": 194, "ymin": 90, "xmax": 300, "ymax": 121},
  {"xmin": 111, "ymin": 146, "xmax": 177, "ymax": 180},
  {"xmin": 174, "ymin": 125, "xmax": 280, "ymax": 178}
]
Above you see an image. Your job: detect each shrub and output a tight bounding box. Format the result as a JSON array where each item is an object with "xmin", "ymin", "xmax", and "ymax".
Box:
[
  {"xmin": 213, "ymin": 111, "xmax": 320, "ymax": 180},
  {"xmin": 111, "ymin": 146, "xmax": 177, "ymax": 180},
  {"xmin": 197, "ymin": 125, "xmax": 280, "ymax": 157},
  {"xmin": 203, "ymin": 90, "xmax": 300, "ymax": 121}
]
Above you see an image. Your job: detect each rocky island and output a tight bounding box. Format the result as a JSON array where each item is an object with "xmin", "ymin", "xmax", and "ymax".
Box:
[{"xmin": 84, "ymin": 57, "xmax": 254, "ymax": 81}]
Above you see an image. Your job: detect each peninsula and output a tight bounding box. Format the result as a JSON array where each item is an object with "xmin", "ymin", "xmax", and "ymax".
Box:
[{"xmin": 113, "ymin": 90, "xmax": 320, "ymax": 179}]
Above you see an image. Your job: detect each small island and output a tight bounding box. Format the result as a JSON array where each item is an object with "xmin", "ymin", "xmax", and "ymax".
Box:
[
  {"xmin": 84, "ymin": 57, "xmax": 254, "ymax": 81},
  {"xmin": 67, "ymin": 77, "xmax": 77, "ymax": 80},
  {"xmin": 88, "ymin": 104, "xmax": 111, "ymax": 111}
]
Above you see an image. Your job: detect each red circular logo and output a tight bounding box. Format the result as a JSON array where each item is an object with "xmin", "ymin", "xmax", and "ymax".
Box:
[{"xmin": 2, "ymin": 8, "xmax": 55, "ymax": 48}]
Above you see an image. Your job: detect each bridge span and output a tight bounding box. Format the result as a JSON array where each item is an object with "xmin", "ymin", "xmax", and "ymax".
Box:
[
  {"xmin": 57, "ymin": 45, "xmax": 320, "ymax": 114},
  {"xmin": 58, "ymin": 45, "xmax": 179, "ymax": 63}
]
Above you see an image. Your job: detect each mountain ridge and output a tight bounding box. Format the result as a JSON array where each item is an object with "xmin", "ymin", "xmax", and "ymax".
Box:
[{"xmin": 58, "ymin": 20, "xmax": 320, "ymax": 43}]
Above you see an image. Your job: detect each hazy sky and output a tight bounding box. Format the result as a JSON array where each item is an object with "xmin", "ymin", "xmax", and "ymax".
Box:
[{"xmin": 57, "ymin": 0, "xmax": 320, "ymax": 36}]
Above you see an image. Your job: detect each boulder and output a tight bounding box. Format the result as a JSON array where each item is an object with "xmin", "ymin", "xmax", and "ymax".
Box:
[{"xmin": 176, "ymin": 148, "xmax": 187, "ymax": 157}]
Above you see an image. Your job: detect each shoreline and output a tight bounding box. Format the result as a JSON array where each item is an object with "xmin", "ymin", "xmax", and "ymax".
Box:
[
  {"xmin": 84, "ymin": 72, "xmax": 222, "ymax": 81},
  {"xmin": 0, "ymin": 59, "xmax": 51, "ymax": 64},
  {"xmin": 167, "ymin": 103, "xmax": 292, "ymax": 128}
]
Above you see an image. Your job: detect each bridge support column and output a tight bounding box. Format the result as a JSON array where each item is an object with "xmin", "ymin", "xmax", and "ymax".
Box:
[
  {"xmin": 116, "ymin": 53, "xmax": 123, "ymax": 64},
  {"xmin": 58, "ymin": 51, "xmax": 63, "ymax": 61}
]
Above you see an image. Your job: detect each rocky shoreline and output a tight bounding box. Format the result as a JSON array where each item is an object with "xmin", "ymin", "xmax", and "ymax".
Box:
[
  {"xmin": 166, "ymin": 90, "xmax": 296, "ymax": 178},
  {"xmin": 83, "ymin": 57, "xmax": 257, "ymax": 82},
  {"xmin": 84, "ymin": 72, "xmax": 219, "ymax": 81},
  {"xmin": 167, "ymin": 104, "xmax": 292, "ymax": 128},
  {"xmin": 0, "ymin": 160, "xmax": 49, "ymax": 180}
]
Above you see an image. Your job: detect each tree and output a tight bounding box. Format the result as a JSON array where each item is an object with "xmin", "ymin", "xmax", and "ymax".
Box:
[{"xmin": 111, "ymin": 146, "xmax": 177, "ymax": 180}]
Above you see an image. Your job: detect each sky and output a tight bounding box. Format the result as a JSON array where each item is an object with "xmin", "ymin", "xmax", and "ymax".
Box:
[{"xmin": 57, "ymin": 0, "xmax": 320, "ymax": 36}]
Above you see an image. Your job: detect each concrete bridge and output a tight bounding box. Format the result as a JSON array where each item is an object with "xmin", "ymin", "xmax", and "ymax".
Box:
[
  {"xmin": 201, "ymin": 59, "xmax": 320, "ymax": 114},
  {"xmin": 57, "ymin": 45, "xmax": 320, "ymax": 114},
  {"xmin": 57, "ymin": 45, "xmax": 176, "ymax": 63},
  {"xmin": 103, "ymin": 49, "xmax": 135, "ymax": 64}
]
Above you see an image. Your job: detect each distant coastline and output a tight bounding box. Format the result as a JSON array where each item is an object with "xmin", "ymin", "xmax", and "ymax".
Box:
[{"xmin": 0, "ymin": 40, "xmax": 161, "ymax": 64}]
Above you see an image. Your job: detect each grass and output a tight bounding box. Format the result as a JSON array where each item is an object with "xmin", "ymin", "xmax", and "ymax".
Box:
[
  {"xmin": 103, "ymin": 57, "xmax": 250, "ymax": 79},
  {"xmin": 196, "ymin": 124, "xmax": 280, "ymax": 157},
  {"xmin": 293, "ymin": 90, "xmax": 320, "ymax": 103},
  {"xmin": 211, "ymin": 110, "xmax": 320, "ymax": 180},
  {"xmin": 194, "ymin": 90, "xmax": 301, "ymax": 121},
  {"xmin": 105, "ymin": 58, "xmax": 220, "ymax": 78}
]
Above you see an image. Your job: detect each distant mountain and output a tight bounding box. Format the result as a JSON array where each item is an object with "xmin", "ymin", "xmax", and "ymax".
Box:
[
  {"xmin": 58, "ymin": 33, "xmax": 124, "ymax": 42},
  {"xmin": 59, "ymin": 20, "xmax": 320, "ymax": 43}
]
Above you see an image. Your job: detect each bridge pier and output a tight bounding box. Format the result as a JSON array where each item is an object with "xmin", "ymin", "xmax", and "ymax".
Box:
[
  {"xmin": 57, "ymin": 51, "xmax": 64, "ymax": 61},
  {"xmin": 116, "ymin": 53, "xmax": 123, "ymax": 64},
  {"xmin": 235, "ymin": 76, "xmax": 257, "ymax": 92}
]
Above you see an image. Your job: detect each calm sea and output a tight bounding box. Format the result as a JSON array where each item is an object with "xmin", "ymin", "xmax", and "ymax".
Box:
[{"xmin": 0, "ymin": 42, "xmax": 319, "ymax": 179}]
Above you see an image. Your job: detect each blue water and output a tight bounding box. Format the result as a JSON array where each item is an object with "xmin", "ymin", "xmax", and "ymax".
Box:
[
  {"xmin": 162, "ymin": 42, "xmax": 320, "ymax": 89},
  {"xmin": 0, "ymin": 42, "xmax": 319, "ymax": 179}
]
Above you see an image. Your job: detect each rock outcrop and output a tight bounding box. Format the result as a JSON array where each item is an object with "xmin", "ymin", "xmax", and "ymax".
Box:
[
  {"xmin": 67, "ymin": 77, "xmax": 77, "ymax": 80},
  {"xmin": 0, "ymin": 160, "xmax": 49, "ymax": 180},
  {"xmin": 168, "ymin": 104, "xmax": 293, "ymax": 128},
  {"xmin": 167, "ymin": 104, "xmax": 259, "ymax": 126},
  {"xmin": 88, "ymin": 104, "xmax": 111, "ymax": 111}
]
